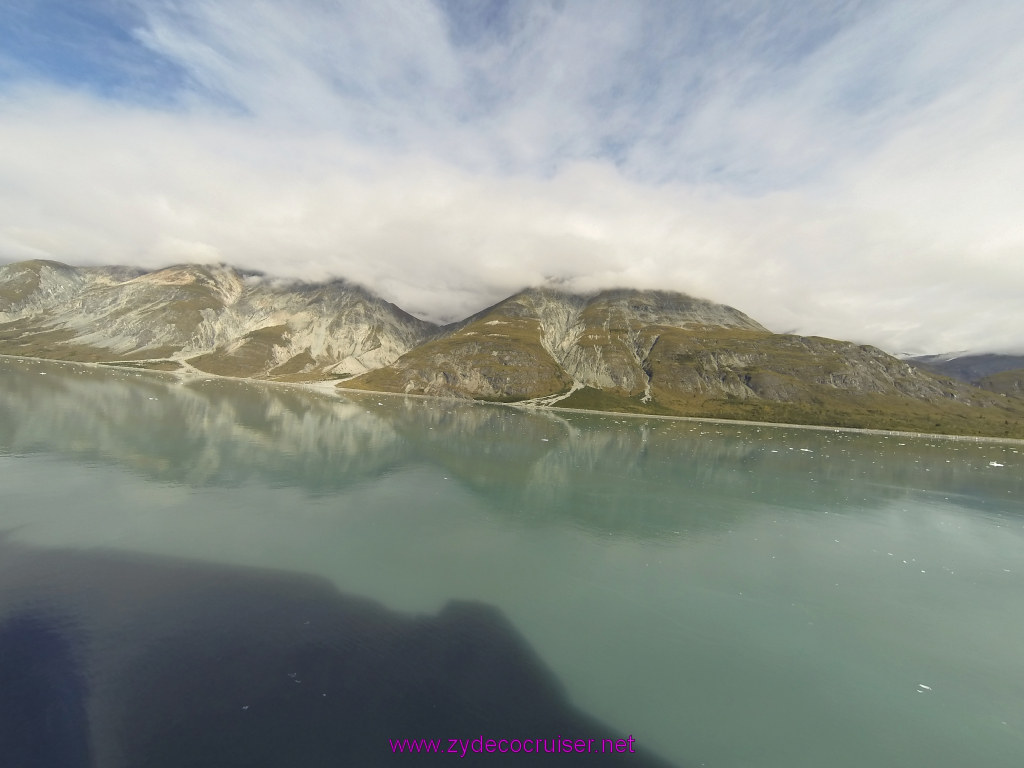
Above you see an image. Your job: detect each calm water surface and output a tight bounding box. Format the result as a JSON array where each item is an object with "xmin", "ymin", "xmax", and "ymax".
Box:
[{"xmin": 1, "ymin": 356, "xmax": 1023, "ymax": 767}]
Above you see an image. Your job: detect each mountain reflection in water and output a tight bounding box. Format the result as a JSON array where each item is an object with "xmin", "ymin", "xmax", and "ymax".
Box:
[{"xmin": 1, "ymin": 357, "xmax": 1019, "ymax": 539}]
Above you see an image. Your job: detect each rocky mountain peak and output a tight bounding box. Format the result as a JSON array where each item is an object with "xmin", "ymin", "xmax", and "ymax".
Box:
[
  {"xmin": 0, "ymin": 260, "xmax": 437, "ymax": 378},
  {"xmin": 131, "ymin": 263, "xmax": 246, "ymax": 305},
  {"xmin": 0, "ymin": 259, "xmax": 84, "ymax": 316},
  {"xmin": 583, "ymin": 288, "xmax": 766, "ymax": 332}
]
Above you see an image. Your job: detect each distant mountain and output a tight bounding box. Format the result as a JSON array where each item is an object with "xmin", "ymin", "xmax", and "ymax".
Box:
[
  {"xmin": 906, "ymin": 353, "xmax": 1024, "ymax": 396},
  {"xmin": 2, "ymin": 259, "xmax": 1023, "ymax": 437},
  {"xmin": 974, "ymin": 370, "xmax": 1024, "ymax": 396},
  {"xmin": 0, "ymin": 259, "xmax": 435, "ymax": 379}
]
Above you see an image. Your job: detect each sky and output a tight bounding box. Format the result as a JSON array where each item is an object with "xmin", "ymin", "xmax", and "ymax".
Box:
[{"xmin": 1, "ymin": 0, "xmax": 1023, "ymax": 354}]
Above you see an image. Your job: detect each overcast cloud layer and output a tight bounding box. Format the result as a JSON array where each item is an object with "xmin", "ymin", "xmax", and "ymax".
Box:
[{"xmin": 1, "ymin": 0, "xmax": 1023, "ymax": 353}]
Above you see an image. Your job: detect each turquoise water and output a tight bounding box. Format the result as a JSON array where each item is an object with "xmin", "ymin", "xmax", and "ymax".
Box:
[{"xmin": 1, "ymin": 356, "xmax": 1023, "ymax": 767}]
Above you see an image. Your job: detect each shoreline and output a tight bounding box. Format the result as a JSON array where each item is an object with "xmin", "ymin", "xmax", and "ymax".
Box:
[
  {"xmin": 340, "ymin": 384, "xmax": 1024, "ymax": 445},
  {"xmin": 4, "ymin": 353, "xmax": 1023, "ymax": 446}
]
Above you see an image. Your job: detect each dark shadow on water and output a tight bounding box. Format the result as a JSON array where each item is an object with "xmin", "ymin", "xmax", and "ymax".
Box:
[
  {"xmin": 0, "ymin": 540, "xmax": 681, "ymax": 767},
  {"xmin": 0, "ymin": 611, "xmax": 91, "ymax": 768}
]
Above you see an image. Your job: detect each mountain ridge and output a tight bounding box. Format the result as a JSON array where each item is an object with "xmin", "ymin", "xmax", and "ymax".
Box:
[
  {"xmin": 3, "ymin": 259, "xmax": 1023, "ymax": 438},
  {"xmin": 905, "ymin": 353, "xmax": 1024, "ymax": 396},
  {"xmin": 0, "ymin": 259, "xmax": 436, "ymax": 379}
]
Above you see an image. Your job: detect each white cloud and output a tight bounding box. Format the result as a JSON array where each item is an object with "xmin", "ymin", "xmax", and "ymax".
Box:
[{"xmin": 1, "ymin": 0, "xmax": 1023, "ymax": 353}]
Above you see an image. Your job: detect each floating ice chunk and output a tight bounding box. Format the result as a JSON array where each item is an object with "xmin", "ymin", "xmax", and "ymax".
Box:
[
  {"xmin": 917, "ymin": 683, "xmax": 932, "ymax": 691},
  {"xmin": 988, "ymin": 461, "xmax": 1004, "ymax": 467}
]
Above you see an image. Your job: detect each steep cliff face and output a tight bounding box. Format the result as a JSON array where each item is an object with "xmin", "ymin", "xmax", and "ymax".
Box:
[
  {"xmin": 554, "ymin": 290, "xmax": 766, "ymax": 399},
  {"xmin": 0, "ymin": 260, "xmax": 88, "ymax": 313},
  {"xmin": 0, "ymin": 260, "xmax": 436, "ymax": 378}
]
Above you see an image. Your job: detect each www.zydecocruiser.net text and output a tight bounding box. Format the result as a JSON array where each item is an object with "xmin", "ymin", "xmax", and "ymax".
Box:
[{"xmin": 389, "ymin": 735, "xmax": 638, "ymax": 757}]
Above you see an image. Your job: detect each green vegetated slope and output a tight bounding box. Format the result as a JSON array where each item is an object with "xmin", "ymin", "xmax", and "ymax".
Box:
[
  {"xmin": 344, "ymin": 295, "xmax": 574, "ymax": 402},
  {"xmin": 559, "ymin": 327, "xmax": 1024, "ymax": 438},
  {"xmin": 976, "ymin": 369, "xmax": 1024, "ymax": 396},
  {"xmin": 187, "ymin": 324, "xmax": 307, "ymax": 378}
]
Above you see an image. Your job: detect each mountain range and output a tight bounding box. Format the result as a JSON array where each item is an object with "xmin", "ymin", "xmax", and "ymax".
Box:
[
  {"xmin": 905, "ymin": 353, "xmax": 1024, "ymax": 396},
  {"xmin": 2, "ymin": 259, "xmax": 1022, "ymax": 438}
]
